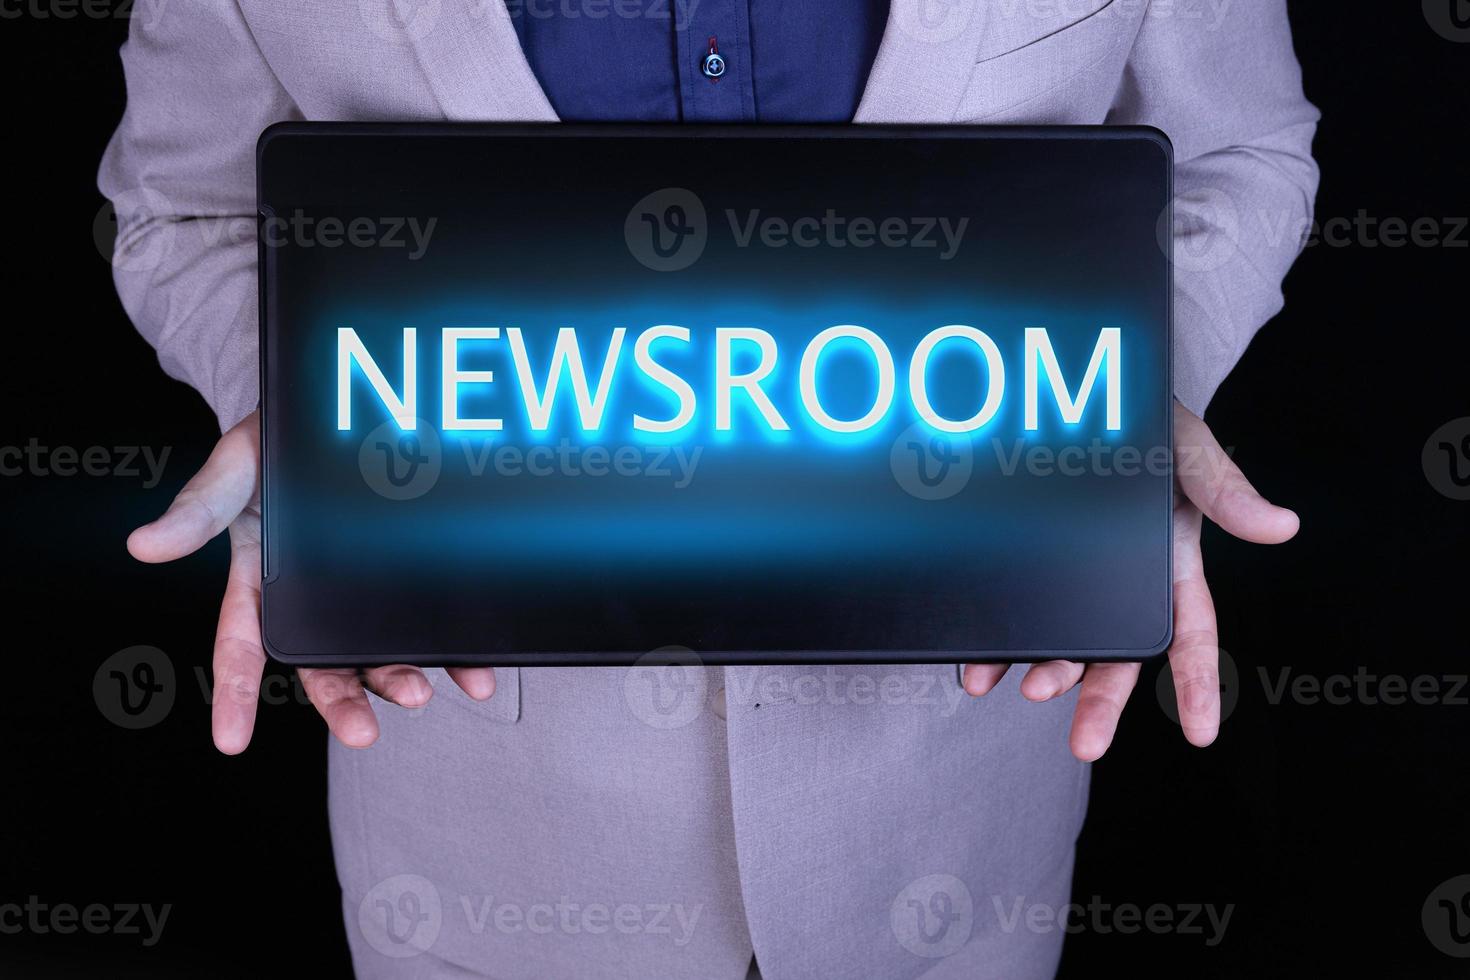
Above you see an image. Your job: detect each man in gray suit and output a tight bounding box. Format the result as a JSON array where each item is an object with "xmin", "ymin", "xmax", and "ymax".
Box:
[{"xmin": 101, "ymin": 1, "xmax": 1317, "ymax": 976}]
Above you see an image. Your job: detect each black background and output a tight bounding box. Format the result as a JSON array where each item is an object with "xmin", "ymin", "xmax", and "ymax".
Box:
[{"xmin": 2, "ymin": 4, "xmax": 1466, "ymax": 976}]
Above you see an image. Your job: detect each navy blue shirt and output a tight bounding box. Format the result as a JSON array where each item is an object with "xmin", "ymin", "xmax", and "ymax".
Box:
[{"xmin": 507, "ymin": 0, "xmax": 891, "ymax": 122}]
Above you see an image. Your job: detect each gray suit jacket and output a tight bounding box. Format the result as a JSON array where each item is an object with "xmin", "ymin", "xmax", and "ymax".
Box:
[{"xmin": 100, "ymin": 3, "xmax": 1318, "ymax": 978}]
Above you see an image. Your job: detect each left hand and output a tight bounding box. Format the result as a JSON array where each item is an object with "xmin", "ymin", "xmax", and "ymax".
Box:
[{"xmin": 962, "ymin": 400, "xmax": 1299, "ymax": 761}]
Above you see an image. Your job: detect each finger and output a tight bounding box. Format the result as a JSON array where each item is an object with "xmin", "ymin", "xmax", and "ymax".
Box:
[
  {"xmin": 299, "ymin": 668, "xmax": 380, "ymax": 748},
  {"xmin": 1020, "ymin": 660, "xmax": 1086, "ymax": 702},
  {"xmin": 1068, "ymin": 662, "xmax": 1142, "ymax": 762},
  {"xmin": 1169, "ymin": 503, "xmax": 1222, "ymax": 747},
  {"xmin": 128, "ymin": 412, "xmax": 260, "ymax": 563},
  {"xmin": 210, "ymin": 527, "xmax": 267, "ymax": 755},
  {"xmin": 361, "ymin": 665, "xmax": 433, "ymax": 707},
  {"xmin": 447, "ymin": 667, "xmax": 496, "ymax": 701},
  {"xmin": 1174, "ymin": 402, "xmax": 1298, "ymax": 544},
  {"xmin": 962, "ymin": 663, "xmax": 1010, "ymax": 696}
]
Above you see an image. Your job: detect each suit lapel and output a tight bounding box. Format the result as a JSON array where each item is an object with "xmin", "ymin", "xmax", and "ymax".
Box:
[
  {"xmin": 854, "ymin": 0, "xmax": 989, "ymax": 124},
  {"xmin": 404, "ymin": 1, "xmax": 559, "ymax": 122}
]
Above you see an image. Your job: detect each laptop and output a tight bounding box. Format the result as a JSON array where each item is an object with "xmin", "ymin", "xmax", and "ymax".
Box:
[{"xmin": 258, "ymin": 123, "xmax": 1173, "ymax": 666}]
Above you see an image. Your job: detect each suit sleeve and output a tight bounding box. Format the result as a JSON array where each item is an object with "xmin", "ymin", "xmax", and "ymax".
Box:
[
  {"xmin": 1109, "ymin": 0, "xmax": 1320, "ymax": 415},
  {"xmin": 98, "ymin": 0, "xmax": 298, "ymax": 431}
]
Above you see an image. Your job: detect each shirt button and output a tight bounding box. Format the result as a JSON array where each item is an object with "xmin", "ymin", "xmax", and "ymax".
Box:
[
  {"xmin": 702, "ymin": 52, "xmax": 726, "ymax": 79},
  {"xmin": 711, "ymin": 686, "xmax": 727, "ymax": 720}
]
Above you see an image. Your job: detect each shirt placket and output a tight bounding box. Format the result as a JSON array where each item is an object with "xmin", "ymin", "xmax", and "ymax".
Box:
[{"xmin": 675, "ymin": 0, "xmax": 757, "ymax": 122}]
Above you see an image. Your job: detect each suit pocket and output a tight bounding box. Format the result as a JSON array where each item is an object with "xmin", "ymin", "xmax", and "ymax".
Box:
[
  {"xmin": 953, "ymin": 0, "xmax": 1134, "ymax": 123},
  {"xmin": 425, "ymin": 666, "xmax": 521, "ymax": 723}
]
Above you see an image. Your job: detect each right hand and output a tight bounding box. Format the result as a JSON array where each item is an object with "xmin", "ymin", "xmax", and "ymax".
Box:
[{"xmin": 127, "ymin": 410, "xmax": 497, "ymax": 754}]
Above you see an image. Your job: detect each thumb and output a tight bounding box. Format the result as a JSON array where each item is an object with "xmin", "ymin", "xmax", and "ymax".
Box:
[
  {"xmin": 1175, "ymin": 403, "xmax": 1298, "ymax": 545},
  {"xmin": 128, "ymin": 411, "xmax": 260, "ymax": 563}
]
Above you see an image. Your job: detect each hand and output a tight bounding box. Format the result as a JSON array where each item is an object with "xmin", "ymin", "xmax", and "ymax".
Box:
[
  {"xmin": 961, "ymin": 400, "xmax": 1299, "ymax": 761},
  {"xmin": 127, "ymin": 409, "xmax": 496, "ymax": 754}
]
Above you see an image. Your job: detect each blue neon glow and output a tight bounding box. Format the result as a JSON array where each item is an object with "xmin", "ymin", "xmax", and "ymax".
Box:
[{"xmin": 327, "ymin": 292, "xmax": 1147, "ymax": 448}]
